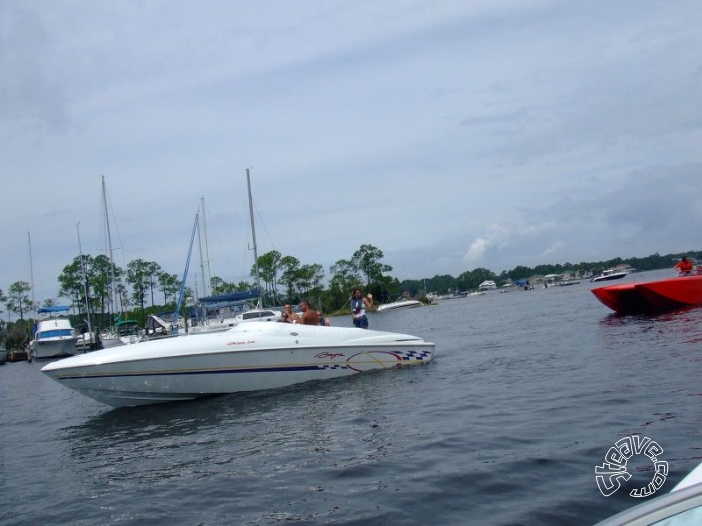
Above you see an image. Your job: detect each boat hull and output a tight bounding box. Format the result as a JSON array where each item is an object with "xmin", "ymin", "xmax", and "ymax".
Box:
[
  {"xmin": 31, "ymin": 338, "xmax": 80, "ymax": 359},
  {"xmin": 592, "ymin": 275, "xmax": 702, "ymax": 314},
  {"xmin": 376, "ymin": 300, "xmax": 423, "ymax": 312},
  {"xmin": 41, "ymin": 324, "xmax": 435, "ymax": 408},
  {"xmin": 591, "ymin": 272, "xmax": 628, "ymax": 283},
  {"xmin": 30, "ymin": 318, "xmax": 80, "ymax": 358}
]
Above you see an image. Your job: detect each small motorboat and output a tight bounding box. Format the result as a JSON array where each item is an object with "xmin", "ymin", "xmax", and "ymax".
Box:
[
  {"xmin": 41, "ymin": 322, "xmax": 435, "ymax": 408},
  {"xmin": 376, "ymin": 299, "xmax": 423, "ymax": 313},
  {"xmin": 591, "ymin": 269, "xmax": 629, "ymax": 283},
  {"xmin": 592, "ymin": 273, "xmax": 702, "ymax": 314}
]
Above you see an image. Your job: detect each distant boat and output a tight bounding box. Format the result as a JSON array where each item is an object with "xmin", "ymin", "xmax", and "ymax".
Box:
[
  {"xmin": 592, "ymin": 273, "xmax": 702, "ymax": 315},
  {"xmin": 591, "ymin": 269, "xmax": 628, "ymax": 282},
  {"xmin": 29, "ymin": 306, "xmax": 80, "ymax": 359},
  {"xmin": 100, "ymin": 319, "xmax": 144, "ymax": 348},
  {"xmin": 478, "ymin": 280, "xmax": 497, "ymax": 291},
  {"xmin": 376, "ymin": 298, "xmax": 423, "ymax": 313},
  {"xmin": 556, "ymin": 279, "xmax": 581, "ymax": 287}
]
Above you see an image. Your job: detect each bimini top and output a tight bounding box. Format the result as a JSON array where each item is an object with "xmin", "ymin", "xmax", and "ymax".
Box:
[
  {"xmin": 37, "ymin": 306, "xmax": 71, "ymax": 314},
  {"xmin": 198, "ymin": 289, "xmax": 260, "ymax": 305}
]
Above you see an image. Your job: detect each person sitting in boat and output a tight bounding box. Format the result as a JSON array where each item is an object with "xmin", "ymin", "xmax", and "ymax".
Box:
[
  {"xmin": 317, "ymin": 311, "xmax": 331, "ymax": 326},
  {"xmin": 280, "ymin": 304, "xmax": 301, "ymax": 323},
  {"xmin": 675, "ymin": 256, "xmax": 694, "ymax": 274},
  {"xmin": 298, "ymin": 299, "xmax": 320, "ymax": 325},
  {"xmin": 351, "ymin": 288, "xmax": 373, "ymax": 329}
]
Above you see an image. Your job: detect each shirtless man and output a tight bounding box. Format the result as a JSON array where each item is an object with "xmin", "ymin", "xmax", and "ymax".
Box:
[
  {"xmin": 298, "ymin": 299, "xmax": 320, "ymax": 325},
  {"xmin": 280, "ymin": 304, "xmax": 301, "ymax": 323}
]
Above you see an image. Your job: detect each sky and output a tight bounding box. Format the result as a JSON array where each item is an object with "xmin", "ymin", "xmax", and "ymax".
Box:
[{"xmin": 1, "ymin": 0, "xmax": 702, "ymax": 306}]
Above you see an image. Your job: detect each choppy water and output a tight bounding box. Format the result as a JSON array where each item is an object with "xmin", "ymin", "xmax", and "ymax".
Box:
[{"xmin": 2, "ymin": 269, "xmax": 701, "ymax": 525}]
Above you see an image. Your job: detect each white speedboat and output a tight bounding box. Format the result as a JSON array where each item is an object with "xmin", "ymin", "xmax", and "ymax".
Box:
[
  {"xmin": 376, "ymin": 299, "xmax": 423, "ymax": 313},
  {"xmin": 591, "ymin": 269, "xmax": 628, "ymax": 282},
  {"xmin": 29, "ymin": 307, "xmax": 80, "ymax": 359},
  {"xmin": 41, "ymin": 322, "xmax": 435, "ymax": 408},
  {"xmin": 478, "ymin": 280, "xmax": 497, "ymax": 291}
]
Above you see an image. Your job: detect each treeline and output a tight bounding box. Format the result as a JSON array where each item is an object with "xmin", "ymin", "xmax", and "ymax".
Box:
[
  {"xmin": 0, "ymin": 244, "xmax": 398, "ymax": 348},
  {"xmin": 0, "ymin": 247, "xmax": 698, "ymax": 350},
  {"xmin": 396, "ymin": 251, "xmax": 700, "ymax": 296}
]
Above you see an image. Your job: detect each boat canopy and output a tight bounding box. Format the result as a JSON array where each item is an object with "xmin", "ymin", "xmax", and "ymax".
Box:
[
  {"xmin": 198, "ymin": 290, "xmax": 260, "ymax": 304},
  {"xmin": 37, "ymin": 306, "xmax": 70, "ymax": 314}
]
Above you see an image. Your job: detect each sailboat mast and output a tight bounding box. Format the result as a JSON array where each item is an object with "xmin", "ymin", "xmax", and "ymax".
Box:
[
  {"xmin": 102, "ymin": 175, "xmax": 118, "ymax": 317},
  {"xmin": 246, "ymin": 168, "xmax": 262, "ymax": 308},
  {"xmin": 28, "ymin": 231, "xmax": 36, "ymax": 318},
  {"xmin": 200, "ymin": 197, "xmax": 212, "ymax": 296},
  {"xmin": 77, "ymin": 222, "xmax": 92, "ymax": 336},
  {"xmin": 197, "ymin": 198, "xmax": 210, "ymax": 298}
]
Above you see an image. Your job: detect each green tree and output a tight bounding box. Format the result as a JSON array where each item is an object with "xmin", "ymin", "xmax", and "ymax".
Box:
[
  {"xmin": 352, "ymin": 244, "xmax": 392, "ymax": 287},
  {"xmin": 144, "ymin": 261, "xmax": 162, "ymax": 306},
  {"xmin": 6, "ymin": 281, "xmax": 34, "ymax": 321},
  {"xmin": 158, "ymin": 272, "xmax": 180, "ymax": 305},
  {"xmin": 297, "ymin": 263, "xmax": 324, "ymax": 297},
  {"xmin": 58, "ymin": 254, "xmax": 96, "ymax": 318},
  {"xmin": 92, "ymin": 254, "xmax": 122, "ymax": 318},
  {"xmin": 0, "ymin": 288, "xmax": 6, "ymax": 324},
  {"xmin": 279, "ymin": 255, "xmax": 301, "ymax": 302},
  {"xmin": 329, "ymin": 258, "xmax": 361, "ymax": 305},
  {"xmin": 126, "ymin": 259, "xmax": 151, "ymax": 313},
  {"xmin": 255, "ymin": 250, "xmax": 282, "ymax": 305}
]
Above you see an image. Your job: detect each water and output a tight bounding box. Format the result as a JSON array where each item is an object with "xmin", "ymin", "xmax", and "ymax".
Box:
[{"xmin": 2, "ymin": 269, "xmax": 701, "ymax": 525}]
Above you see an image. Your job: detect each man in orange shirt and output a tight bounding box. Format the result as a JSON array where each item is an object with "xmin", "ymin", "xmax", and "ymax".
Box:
[{"xmin": 675, "ymin": 256, "xmax": 694, "ymax": 274}]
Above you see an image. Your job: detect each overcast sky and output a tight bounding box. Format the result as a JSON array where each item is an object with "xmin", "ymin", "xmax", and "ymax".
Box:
[{"xmin": 2, "ymin": 0, "xmax": 701, "ymax": 305}]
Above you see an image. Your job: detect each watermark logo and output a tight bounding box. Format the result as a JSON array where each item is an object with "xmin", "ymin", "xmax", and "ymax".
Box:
[{"xmin": 595, "ymin": 436, "xmax": 668, "ymax": 498}]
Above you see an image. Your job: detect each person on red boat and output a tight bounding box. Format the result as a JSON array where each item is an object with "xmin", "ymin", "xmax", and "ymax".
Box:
[{"xmin": 674, "ymin": 256, "xmax": 694, "ymax": 274}]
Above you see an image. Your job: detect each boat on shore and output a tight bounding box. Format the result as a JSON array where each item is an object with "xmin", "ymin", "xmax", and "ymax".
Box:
[
  {"xmin": 592, "ymin": 273, "xmax": 702, "ymax": 315},
  {"xmin": 41, "ymin": 322, "xmax": 435, "ymax": 408},
  {"xmin": 591, "ymin": 269, "xmax": 628, "ymax": 283},
  {"xmin": 29, "ymin": 306, "xmax": 80, "ymax": 359},
  {"xmin": 376, "ymin": 298, "xmax": 423, "ymax": 313}
]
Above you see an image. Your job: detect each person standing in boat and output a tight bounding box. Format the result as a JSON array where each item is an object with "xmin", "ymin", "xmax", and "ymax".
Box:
[
  {"xmin": 351, "ymin": 288, "xmax": 373, "ymax": 329},
  {"xmin": 675, "ymin": 256, "xmax": 694, "ymax": 274},
  {"xmin": 298, "ymin": 299, "xmax": 320, "ymax": 325}
]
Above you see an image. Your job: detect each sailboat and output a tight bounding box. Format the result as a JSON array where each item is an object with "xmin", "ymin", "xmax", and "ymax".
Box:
[
  {"xmin": 97, "ymin": 176, "xmax": 144, "ymax": 348},
  {"xmin": 188, "ymin": 169, "xmax": 281, "ymax": 334}
]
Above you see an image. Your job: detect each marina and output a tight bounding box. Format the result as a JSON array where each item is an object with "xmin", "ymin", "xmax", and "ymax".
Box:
[{"xmin": 3, "ymin": 269, "xmax": 701, "ymax": 525}]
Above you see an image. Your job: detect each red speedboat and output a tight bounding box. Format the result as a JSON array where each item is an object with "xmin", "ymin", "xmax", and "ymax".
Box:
[{"xmin": 592, "ymin": 273, "xmax": 702, "ymax": 314}]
